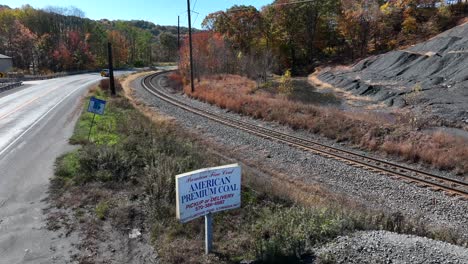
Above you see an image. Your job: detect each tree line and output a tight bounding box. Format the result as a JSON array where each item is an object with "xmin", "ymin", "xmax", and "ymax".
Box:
[
  {"xmin": 0, "ymin": 5, "xmax": 186, "ymax": 74},
  {"xmin": 179, "ymin": 0, "xmax": 467, "ymax": 79}
]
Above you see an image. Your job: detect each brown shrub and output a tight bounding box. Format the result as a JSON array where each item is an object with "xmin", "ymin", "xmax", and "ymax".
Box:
[
  {"xmin": 167, "ymin": 72, "xmax": 184, "ymax": 91},
  {"xmin": 99, "ymin": 78, "xmax": 123, "ymax": 93}
]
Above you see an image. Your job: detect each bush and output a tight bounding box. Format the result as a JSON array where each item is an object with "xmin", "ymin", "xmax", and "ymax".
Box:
[
  {"xmin": 278, "ymin": 69, "xmax": 293, "ymax": 96},
  {"xmin": 55, "ymin": 152, "xmax": 80, "ymax": 179},
  {"xmin": 252, "ymin": 206, "xmax": 353, "ymax": 263},
  {"xmin": 76, "ymin": 145, "xmax": 138, "ymax": 183},
  {"xmin": 95, "ymin": 200, "xmax": 110, "ymax": 220},
  {"xmin": 133, "ymin": 60, "xmax": 145, "ymax": 67},
  {"xmin": 167, "ymin": 72, "xmax": 184, "ymax": 90},
  {"xmin": 99, "ymin": 78, "xmax": 123, "ymax": 94}
]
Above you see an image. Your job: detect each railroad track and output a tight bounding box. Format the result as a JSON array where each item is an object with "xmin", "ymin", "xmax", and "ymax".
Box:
[{"xmin": 142, "ymin": 71, "xmax": 468, "ymax": 199}]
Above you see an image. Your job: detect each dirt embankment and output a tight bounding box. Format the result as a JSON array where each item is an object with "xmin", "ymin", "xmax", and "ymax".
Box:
[{"xmin": 314, "ymin": 22, "xmax": 468, "ymax": 126}]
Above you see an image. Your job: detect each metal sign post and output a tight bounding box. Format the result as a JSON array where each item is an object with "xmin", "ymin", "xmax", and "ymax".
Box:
[
  {"xmin": 87, "ymin": 97, "xmax": 107, "ymax": 141},
  {"xmin": 88, "ymin": 113, "xmax": 96, "ymax": 141},
  {"xmin": 175, "ymin": 164, "xmax": 241, "ymax": 255},
  {"xmin": 205, "ymin": 213, "xmax": 213, "ymax": 254}
]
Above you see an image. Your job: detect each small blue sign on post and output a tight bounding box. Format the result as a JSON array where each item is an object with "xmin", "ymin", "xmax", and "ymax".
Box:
[
  {"xmin": 87, "ymin": 97, "xmax": 107, "ymax": 141},
  {"xmin": 88, "ymin": 97, "xmax": 106, "ymax": 115}
]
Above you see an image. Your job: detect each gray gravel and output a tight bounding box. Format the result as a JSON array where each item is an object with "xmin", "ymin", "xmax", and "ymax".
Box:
[
  {"xmin": 318, "ymin": 22, "xmax": 468, "ymax": 124},
  {"xmin": 316, "ymin": 231, "xmax": 468, "ymax": 264},
  {"xmin": 130, "ymin": 74, "xmax": 468, "ymax": 244}
]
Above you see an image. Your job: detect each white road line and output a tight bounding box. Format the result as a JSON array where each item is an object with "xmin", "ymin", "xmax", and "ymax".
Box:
[{"xmin": 0, "ymin": 80, "xmax": 95, "ymax": 158}]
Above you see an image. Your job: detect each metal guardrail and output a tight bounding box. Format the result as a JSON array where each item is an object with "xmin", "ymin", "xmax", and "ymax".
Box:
[
  {"xmin": 0, "ymin": 82, "xmax": 23, "ymax": 93},
  {"xmin": 0, "ymin": 70, "xmax": 100, "ymax": 83}
]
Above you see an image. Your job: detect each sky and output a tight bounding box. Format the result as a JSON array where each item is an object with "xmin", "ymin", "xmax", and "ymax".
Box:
[{"xmin": 1, "ymin": 0, "xmax": 273, "ymax": 29}]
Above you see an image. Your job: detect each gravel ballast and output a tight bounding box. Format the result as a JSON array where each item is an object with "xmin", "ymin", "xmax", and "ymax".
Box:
[
  {"xmin": 130, "ymin": 74, "xmax": 468, "ymax": 246},
  {"xmin": 316, "ymin": 230, "xmax": 468, "ymax": 264}
]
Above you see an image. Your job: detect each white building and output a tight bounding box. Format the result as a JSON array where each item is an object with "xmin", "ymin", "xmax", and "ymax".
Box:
[{"xmin": 0, "ymin": 54, "xmax": 13, "ymax": 73}]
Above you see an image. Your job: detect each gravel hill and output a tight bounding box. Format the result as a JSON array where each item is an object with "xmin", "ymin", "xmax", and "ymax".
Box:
[
  {"xmin": 316, "ymin": 231, "xmax": 468, "ymax": 264},
  {"xmin": 318, "ymin": 22, "xmax": 468, "ymax": 123}
]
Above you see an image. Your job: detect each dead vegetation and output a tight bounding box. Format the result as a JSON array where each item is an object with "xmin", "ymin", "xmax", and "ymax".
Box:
[
  {"xmin": 98, "ymin": 78, "xmax": 123, "ymax": 93},
  {"xmin": 181, "ymin": 73, "xmax": 468, "ymax": 175}
]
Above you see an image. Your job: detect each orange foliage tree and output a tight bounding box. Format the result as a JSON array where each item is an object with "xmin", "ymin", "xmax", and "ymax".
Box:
[
  {"xmin": 179, "ymin": 32, "xmax": 227, "ymax": 82},
  {"xmin": 108, "ymin": 30, "xmax": 129, "ymax": 68}
]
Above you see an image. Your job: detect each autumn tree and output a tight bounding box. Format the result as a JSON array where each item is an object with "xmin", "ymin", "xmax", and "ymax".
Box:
[
  {"xmin": 66, "ymin": 31, "xmax": 95, "ymax": 70},
  {"xmin": 134, "ymin": 29, "xmax": 152, "ymax": 66},
  {"xmin": 179, "ymin": 32, "xmax": 225, "ymax": 80},
  {"xmin": 108, "ymin": 30, "xmax": 128, "ymax": 68},
  {"xmin": 52, "ymin": 43, "xmax": 72, "ymax": 71},
  {"xmin": 85, "ymin": 22, "xmax": 108, "ymax": 67},
  {"xmin": 203, "ymin": 5, "xmax": 262, "ymax": 52},
  {"xmin": 0, "ymin": 5, "xmax": 182, "ymax": 72},
  {"xmin": 261, "ymin": 0, "xmax": 339, "ymax": 73},
  {"xmin": 35, "ymin": 33, "xmax": 54, "ymax": 71},
  {"xmin": 154, "ymin": 32, "xmax": 177, "ymax": 62},
  {"xmin": 338, "ymin": 0, "xmax": 380, "ymax": 59},
  {"xmin": 7, "ymin": 20, "xmax": 37, "ymax": 69},
  {"xmin": 0, "ymin": 1, "xmax": 465, "ymax": 75}
]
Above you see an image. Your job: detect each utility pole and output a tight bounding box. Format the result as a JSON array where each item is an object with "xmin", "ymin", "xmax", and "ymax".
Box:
[
  {"xmin": 187, "ymin": 0, "xmax": 195, "ymax": 93},
  {"xmin": 177, "ymin": 15, "xmax": 180, "ymax": 51},
  {"xmin": 107, "ymin": 42, "xmax": 116, "ymax": 96},
  {"xmin": 149, "ymin": 45, "xmax": 152, "ymax": 66}
]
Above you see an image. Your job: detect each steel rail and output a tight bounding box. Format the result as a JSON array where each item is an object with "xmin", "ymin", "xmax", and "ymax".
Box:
[{"xmin": 142, "ymin": 71, "xmax": 468, "ymax": 199}]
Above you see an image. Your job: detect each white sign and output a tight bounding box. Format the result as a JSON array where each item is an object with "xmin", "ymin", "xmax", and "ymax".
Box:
[{"xmin": 176, "ymin": 164, "xmax": 241, "ymax": 223}]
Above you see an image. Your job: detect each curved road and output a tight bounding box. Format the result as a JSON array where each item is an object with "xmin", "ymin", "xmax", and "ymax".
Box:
[{"xmin": 0, "ymin": 72, "xmax": 130, "ymax": 264}]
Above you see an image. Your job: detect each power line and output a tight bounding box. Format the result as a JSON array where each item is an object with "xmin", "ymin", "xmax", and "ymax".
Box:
[
  {"xmin": 193, "ymin": 12, "xmax": 200, "ymax": 26},
  {"xmin": 191, "ymin": 0, "xmax": 200, "ymax": 25},
  {"xmin": 224, "ymin": 0, "xmax": 319, "ymax": 13},
  {"xmin": 273, "ymin": 0, "xmax": 319, "ymax": 7}
]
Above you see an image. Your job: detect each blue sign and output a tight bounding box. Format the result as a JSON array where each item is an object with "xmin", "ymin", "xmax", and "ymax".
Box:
[{"xmin": 87, "ymin": 97, "xmax": 106, "ymax": 115}]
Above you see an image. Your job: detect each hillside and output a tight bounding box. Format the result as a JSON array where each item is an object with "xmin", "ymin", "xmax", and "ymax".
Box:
[
  {"xmin": 317, "ymin": 22, "xmax": 468, "ymax": 124},
  {"xmin": 0, "ymin": 5, "xmax": 189, "ymax": 72}
]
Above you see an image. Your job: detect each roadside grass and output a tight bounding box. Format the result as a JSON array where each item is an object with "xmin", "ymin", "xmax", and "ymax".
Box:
[
  {"xmin": 50, "ymin": 76, "xmax": 467, "ymax": 263},
  {"xmin": 182, "ymin": 73, "xmax": 468, "ymax": 175}
]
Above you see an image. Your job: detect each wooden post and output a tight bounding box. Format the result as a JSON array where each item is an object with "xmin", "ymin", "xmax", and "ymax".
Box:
[
  {"xmin": 177, "ymin": 15, "xmax": 180, "ymax": 50},
  {"xmin": 187, "ymin": 0, "xmax": 195, "ymax": 93},
  {"xmin": 107, "ymin": 42, "xmax": 116, "ymax": 96},
  {"xmin": 205, "ymin": 212, "xmax": 213, "ymax": 254}
]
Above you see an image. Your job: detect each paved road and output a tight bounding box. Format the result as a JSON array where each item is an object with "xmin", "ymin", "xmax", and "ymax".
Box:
[{"xmin": 0, "ymin": 72, "xmax": 129, "ymax": 264}]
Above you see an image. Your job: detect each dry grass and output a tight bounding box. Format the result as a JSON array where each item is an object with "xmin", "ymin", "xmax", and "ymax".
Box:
[
  {"xmin": 99, "ymin": 78, "xmax": 123, "ymax": 93},
  {"xmin": 120, "ymin": 71, "xmax": 175, "ymax": 125},
  {"xmin": 182, "ymin": 73, "xmax": 468, "ymax": 175}
]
